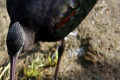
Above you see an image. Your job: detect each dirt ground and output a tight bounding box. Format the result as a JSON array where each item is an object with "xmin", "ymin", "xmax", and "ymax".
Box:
[{"xmin": 0, "ymin": 0, "xmax": 120, "ymax": 80}]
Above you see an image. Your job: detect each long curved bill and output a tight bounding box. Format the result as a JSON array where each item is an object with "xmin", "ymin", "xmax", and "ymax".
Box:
[{"xmin": 9, "ymin": 54, "xmax": 19, "ymax": 80}]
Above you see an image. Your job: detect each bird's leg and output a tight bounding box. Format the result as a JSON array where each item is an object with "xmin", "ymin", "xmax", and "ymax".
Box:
[{"xmin": 54, "ymin": 39, "xmax": 65, "ymax": 80}]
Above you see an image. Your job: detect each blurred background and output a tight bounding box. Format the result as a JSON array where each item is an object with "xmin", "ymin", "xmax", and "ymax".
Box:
[{"xmin": 0, "ymin": 0, "xmax": 120, "ymax": 80}]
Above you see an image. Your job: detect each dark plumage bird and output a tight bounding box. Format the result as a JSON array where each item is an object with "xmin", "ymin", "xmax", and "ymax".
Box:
[{"xmin": 6, "ymin": 0, "xmax": 98, "ymax": 80}]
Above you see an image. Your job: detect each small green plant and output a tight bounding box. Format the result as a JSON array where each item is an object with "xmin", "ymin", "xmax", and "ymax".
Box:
[
  {"xmin": 24, "ymin": 61, "xmax": 39, "ymax": 78},
  {"xmin": 24, "ymin": 49, "xmax": 59, "ymax": 78},
  {"xmin": 54, "ymin": 48, "xmax": 58, "ymax": 64},
  {"xmin": 48, "ymin": 48, "xmax": 58, "ymax": 66},
  {"xmin": 24, "ymin": 61, "xmax": 45, "ymax": 78}
]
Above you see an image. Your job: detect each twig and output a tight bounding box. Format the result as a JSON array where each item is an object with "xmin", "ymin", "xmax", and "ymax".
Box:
[{"xmin": 0, "ymin": 62, "xmax": 10, "ymax": 79}]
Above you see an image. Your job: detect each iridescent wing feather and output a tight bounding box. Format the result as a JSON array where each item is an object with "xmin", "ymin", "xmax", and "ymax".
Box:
[{"xmin": 52, "ymin": 0, "xmax": 98, "ymax": 38}]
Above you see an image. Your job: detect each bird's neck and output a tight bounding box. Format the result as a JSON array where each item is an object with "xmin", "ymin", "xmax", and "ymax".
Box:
[{"xmin": 22, "ymin": 26, "xmax": 36, "ymax": 52}]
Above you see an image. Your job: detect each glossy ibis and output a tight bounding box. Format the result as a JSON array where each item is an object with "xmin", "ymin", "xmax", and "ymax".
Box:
[{"xmin": 6, "ymin": 0, "xmax": 98, "ymax": 80}]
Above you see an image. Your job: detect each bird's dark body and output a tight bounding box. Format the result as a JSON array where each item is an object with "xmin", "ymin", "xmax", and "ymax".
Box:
[
  {"xmin": 7, "ymin": 0, "xmax": 97, "ymax": 53},
  {"xmin": 7, "ymin": 0, "xmax": 98, "ymax": 40},
  {"xmin": 6, "ymin": 0, "xmax": 98, "ymax": 80}
]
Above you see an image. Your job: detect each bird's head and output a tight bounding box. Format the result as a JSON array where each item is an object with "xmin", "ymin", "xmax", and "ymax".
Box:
[{"xmin": 6, "ymin": 22, "xmax": 26, "ymax": 80}]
